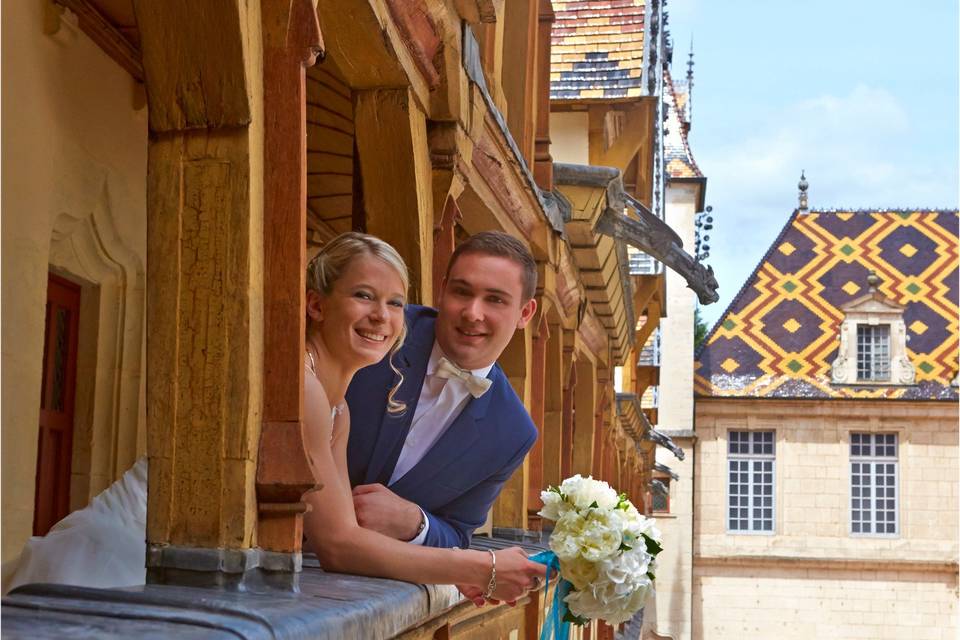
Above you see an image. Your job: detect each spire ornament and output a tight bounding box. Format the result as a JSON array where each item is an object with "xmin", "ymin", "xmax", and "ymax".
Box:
[{"xmin": 798, "ymin": 171, "xmax": 809, "ymax": 212}]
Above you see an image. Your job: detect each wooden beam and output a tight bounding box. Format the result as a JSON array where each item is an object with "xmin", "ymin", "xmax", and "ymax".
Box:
[
  {"xmin": 257, "ymin": 0, "xmax": 324, "ymax": 554},
  {"xmin": 532, "ymin": 0, "xmax": 554, "ymax": 190},
  {"xmin": 55, "ymin": 0, "xmax": 144, "ymax": 81},
  {"xmin": 135, "ymin": 0, "xmax": 261, "ymax": 568},
  {"xmin": 570, "ymin": 358, "xmax": 596, "ymax": 477},
  {"xmin": 493, "ymin": 326, "xmax": 532, "ymax": 530},
  {"xmin": 354, "ymin": 89, "xmax": 434, "ymax": 303},
  {"xmin": 526, "ymin": 313, "xmax": 549, "ymax": 528}
]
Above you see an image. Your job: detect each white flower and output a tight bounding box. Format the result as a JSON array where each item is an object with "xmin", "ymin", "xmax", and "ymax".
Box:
[
  {"xmin": 538, "ymin": 489, "xmax": 568, "ymax": 522},
  {"xmin": 560, "ymin": 475, "xmax": 619, "ymax": 511},
  {"xmin": 565, "ymin": 548, "xmax": 654, "ymax": 624}
]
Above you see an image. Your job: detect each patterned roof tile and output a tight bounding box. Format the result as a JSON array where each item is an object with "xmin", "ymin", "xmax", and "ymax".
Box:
[
  {"xmin": 695, "ymin": 209, "xmax": 959, "ymax": 400},
  {"xmin": 550, "ymin": 0, "xmax": 646, "ymax": 101},
  {"xmin": 663, "ymin": 70, "xmax": 702, "ymax": 179}
]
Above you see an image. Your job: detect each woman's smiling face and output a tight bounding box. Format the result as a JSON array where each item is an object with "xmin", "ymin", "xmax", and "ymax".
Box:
[{"xmin": 309, "ymin": 253, "xmax": 406, "ymax": 369}]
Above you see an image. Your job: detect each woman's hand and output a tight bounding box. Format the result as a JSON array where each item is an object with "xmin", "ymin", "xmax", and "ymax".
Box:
[{"xmin": 485, "ymin": 547, "xmax": 547, "ymax": 603}]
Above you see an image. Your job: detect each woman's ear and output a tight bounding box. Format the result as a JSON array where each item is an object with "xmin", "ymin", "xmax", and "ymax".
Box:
[{"xmin": 306, "ymin": 289, "xmax": 324, "ymax": 323}]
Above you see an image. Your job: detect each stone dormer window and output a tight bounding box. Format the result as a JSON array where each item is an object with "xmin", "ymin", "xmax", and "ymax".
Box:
[{"xmin": 832, "ymin": 272, "xmax": 915, "ymax": 386}]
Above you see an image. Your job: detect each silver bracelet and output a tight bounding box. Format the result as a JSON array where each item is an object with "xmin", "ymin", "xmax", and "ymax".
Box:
[{"xmin": 483, "ymin": 550, "xmax": 496, "ymax": 598}]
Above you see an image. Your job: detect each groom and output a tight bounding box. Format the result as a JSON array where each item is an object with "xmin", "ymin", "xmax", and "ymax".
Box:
[{"xmin": 345, "ymin": 231, "xmax": 538, "ymax": 548}]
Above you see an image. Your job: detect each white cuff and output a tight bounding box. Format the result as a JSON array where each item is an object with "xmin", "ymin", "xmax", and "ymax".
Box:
[{"xmin": 408, "ymin": 507, "xmax": 430, "ymax": 545}]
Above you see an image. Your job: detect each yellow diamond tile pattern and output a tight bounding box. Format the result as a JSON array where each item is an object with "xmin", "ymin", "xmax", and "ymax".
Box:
[
  {"xmin": 909, "ymin": 320, "xmax": 929, "ymax": 335},
  {"xmin": 694, "ymin": 209, "xmax": 959, "ymax": 400},
  {"xmin": 899, "ymin": 243, "xmax": 918, "ymax": 257},
  {"xmin": 782, "ymin": 318, "xmax": 802, "ymax": 333},
  {"xmin": 841, "ymin": 281, "xmax": 861, "ymax": 296}
]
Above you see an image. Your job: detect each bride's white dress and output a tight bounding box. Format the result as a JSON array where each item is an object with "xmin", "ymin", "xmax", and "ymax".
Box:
[{"xmin": 2, "ymin": 457, "xmax": 148, "ymax": 595}]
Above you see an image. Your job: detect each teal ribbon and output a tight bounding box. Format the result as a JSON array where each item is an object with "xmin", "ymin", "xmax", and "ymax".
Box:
[{"xmin": 530, "ymin": 550, "xmax": 572, "ymax": 640}]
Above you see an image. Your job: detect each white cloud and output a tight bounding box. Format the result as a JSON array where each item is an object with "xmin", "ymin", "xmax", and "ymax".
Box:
[{"xmin": 693, "ymin": 85, "xmax": 958, "ymax": 324}]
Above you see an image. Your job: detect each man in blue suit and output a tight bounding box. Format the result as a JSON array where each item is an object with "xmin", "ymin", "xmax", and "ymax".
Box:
[{"xmin": 345, "ymin": 231, "xmax": 538, "ymax": 549}]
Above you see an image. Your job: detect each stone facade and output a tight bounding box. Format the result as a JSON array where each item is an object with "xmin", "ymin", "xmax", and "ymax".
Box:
[{"xmin": 693, "ymin": 398, "xmax": 958, "ymax": 639}]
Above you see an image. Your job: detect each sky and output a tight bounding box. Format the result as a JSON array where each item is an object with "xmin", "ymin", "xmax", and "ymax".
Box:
[{"xmin": 665, "ymin": 0, "xmax": 959, "ymax": 326}]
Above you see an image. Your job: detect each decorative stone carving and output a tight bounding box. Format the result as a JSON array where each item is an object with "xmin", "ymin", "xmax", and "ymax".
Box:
[{"xmin": 831, "ymin": 282, "xmax": 915, "ymax": 386}]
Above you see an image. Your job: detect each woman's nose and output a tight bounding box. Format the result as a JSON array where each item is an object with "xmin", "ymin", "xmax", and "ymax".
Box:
[{"xmin": 369, "ymin": 301, "xmax": 387, "ymax": 322}]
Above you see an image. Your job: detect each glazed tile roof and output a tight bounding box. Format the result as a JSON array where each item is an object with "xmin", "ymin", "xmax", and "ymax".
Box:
[
  {"xmin": 695, "ymin": 209, "xmax": 959, "ymax": 400},
  {"xmin": 663, "ymin": 70, "xmax": 701, "ymax": 179},
  {"xmin": 550, "ymin": 0, "xmax": 646, "ymax": 101}
]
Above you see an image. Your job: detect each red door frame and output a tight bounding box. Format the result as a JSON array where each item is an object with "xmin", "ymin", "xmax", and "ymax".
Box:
[{"xmin": 33, "ymin": 273, "xmax": 81, "ymax": 536}]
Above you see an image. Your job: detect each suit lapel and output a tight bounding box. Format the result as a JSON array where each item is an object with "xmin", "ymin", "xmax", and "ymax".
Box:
[
  {"xmin": 364, "ymin": 316, "xmax": 435, "ymax": 485},
  {"xmin": 390, "ymin": 368, "xmax": 499, "ymax": 496}
]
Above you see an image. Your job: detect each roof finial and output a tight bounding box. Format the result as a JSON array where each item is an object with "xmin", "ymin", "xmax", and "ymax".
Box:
[
  {"xmin": 866, "ymin": 270, "xmax": 881, "ymax": 293},
  {"xmin": 798, "ymin": 170, "xmax": 809, "ymax": 212},
  {"xmin": 683, "ymin": 37, "xmax": 694, "ymax": 124}
]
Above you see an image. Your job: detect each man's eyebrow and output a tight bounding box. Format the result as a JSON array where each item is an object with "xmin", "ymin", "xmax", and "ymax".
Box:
[{"xmin": 449, "ymin": 278, "xmax": 513, "ymax": 298}]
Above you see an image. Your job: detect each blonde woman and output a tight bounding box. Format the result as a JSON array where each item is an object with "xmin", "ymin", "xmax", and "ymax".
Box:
[
  {"xmin": 301, "ymin": 232, "xmax": 544, "ymax": 602},
  {"xmin": 3, "ymin": 232, "xmax": 543, "ymax": 603}
]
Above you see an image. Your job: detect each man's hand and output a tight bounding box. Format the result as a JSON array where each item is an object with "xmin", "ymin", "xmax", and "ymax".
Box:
[{"xmin": 352, "ymin": 483, "xmax": 424, "ymax": 541}]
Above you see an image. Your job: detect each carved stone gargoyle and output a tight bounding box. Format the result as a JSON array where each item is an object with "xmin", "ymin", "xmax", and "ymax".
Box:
[{"xmin": 595, "ymin": 194, "xmax": 720, "ymax": 305}]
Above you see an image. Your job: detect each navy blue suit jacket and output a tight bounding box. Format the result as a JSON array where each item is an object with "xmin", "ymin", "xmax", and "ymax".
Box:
[{"xmin": 345, "ymin": 305, "xmax": 537, "ymax": 548}]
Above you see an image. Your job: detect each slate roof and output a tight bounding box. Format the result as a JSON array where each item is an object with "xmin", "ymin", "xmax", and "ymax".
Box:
[
  {"xmin": 663, "ymin": 70, "xmax": 701, "ymax": 179},
  {"xmin": 550, "ymin": 0, "xmax": 646, "ymax": 101},
  {"xmin": 695, "ymin": 209, "xmax": 959, "ymax": 400}
]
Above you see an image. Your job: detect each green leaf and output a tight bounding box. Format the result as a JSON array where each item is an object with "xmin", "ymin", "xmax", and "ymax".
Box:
[
  {"xmin": 589, "ymin": 500, "xmax": 599, "ymax": 509},
  {"xmin": 619, "ymin": 542, "xmax": 633, "ymax": 552},
  {"xmin": 562, "ymin": 610, "xmax": 591, "ymax": 626},
  {"xmin": 647, "ymin": 571, "xmax": 656, "ymax": 581},
  {"xmin": 642, "ymin": 534, "xmax": 663, "ymax": 556}
]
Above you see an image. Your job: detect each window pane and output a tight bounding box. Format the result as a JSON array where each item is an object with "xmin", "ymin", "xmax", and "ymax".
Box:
[{"xmin": 850, "ymin": 433, "xmax": 898, "ymax": 535}]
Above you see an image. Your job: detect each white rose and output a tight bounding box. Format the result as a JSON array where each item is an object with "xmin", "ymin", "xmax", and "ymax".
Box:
[
  {"xmin": 565, "ymin": 549, "xmax": 654, "ymax": 624},
  {"xmin": 538, "ymin": 490, "xmax": 568, "ymax": 522},
  {"xmin": 549, "ymin": 510, "xmax": 587, "ymax": 561},
  {"xmin": 576, "ymin": 509, "xmax": 624, "ymax": 562},
  {"xmin": 568, "ymin": 477, "xmax": 619, "ymax": 511},
  {"xmin": 559, "ymin": 474, "xmax": 586, "ymax": 498}
]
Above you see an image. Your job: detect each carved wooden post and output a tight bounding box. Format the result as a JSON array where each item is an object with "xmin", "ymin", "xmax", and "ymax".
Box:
[
  {"xmin": 526, "ymin": 312, "xmax": 549, "ymax": 530},
  {"xmin": 571, "ymin": 358, "xmax": 596, "ymax": 477},
  {"xmin": 533, "ymin": 0, "xmax": 554, "ymax": 190},
  {"xmin": 135, "ymin": 0, "xmax": 269, "ymax": 588},
  {"xmin": 542, "ymin": 321, "xmax": 564, "ymax": 489},
  {"xmin": 561, "ymin": 332, "xmax": 576, "ymax": 479},
  {"xmin": 257, "ymin": 0, "xmax": 323, "ymax": 567},
  {"xmin": 493, "ymin": 327, "xmax": 532, "ymax": 534},
  {"xmin": 429, "ymin": 122, "xmax": 465, "ymax": 303}
]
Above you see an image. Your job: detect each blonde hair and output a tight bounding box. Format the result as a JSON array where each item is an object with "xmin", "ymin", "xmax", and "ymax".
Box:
[{"xmin": 307, "ymin": 232, "xmax": 409, "ymax": 414}]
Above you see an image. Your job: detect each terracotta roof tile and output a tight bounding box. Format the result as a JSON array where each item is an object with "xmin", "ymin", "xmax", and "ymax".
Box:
[
  {"xmin": 663, "ymin": 69, "xmax": 702, "ymax": 179},
  {"xmin": 550, "ymin": 0, "xmax": 646, "ymax": 101}
]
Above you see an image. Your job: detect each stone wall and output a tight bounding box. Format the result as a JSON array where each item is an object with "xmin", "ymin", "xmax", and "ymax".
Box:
[
  {"xmin": 693, "ymin": 398, "xmax": 958, "ymax": 638},
  {"xmin": 1, "ymin": 1, "xmax": 147, "ymax": 561}
]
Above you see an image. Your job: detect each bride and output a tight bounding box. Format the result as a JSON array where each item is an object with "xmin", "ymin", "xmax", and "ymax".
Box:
[{"xmin": 3, "ymin": 232, "xmax": 544, "ymax": 603}]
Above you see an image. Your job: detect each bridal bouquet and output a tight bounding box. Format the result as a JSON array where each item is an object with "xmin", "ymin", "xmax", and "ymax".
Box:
[{"xmin": 532, "ymin": 475, "xmax": 662, "ymax": 633}]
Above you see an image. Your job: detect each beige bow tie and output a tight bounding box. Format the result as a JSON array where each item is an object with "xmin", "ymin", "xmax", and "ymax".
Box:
[{"xmin": 434, "ymin": 357, "xmax": 492, "ymax": 398}]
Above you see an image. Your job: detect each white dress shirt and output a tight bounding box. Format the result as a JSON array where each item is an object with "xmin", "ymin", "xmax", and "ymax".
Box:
[{"xmin": 390, "ymin": 341, "xmax": 494, "ymax": 544}]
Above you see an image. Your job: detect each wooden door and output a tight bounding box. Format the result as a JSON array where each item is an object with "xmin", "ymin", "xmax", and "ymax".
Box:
[{"xmin": 33, "ymin": 273, "xmax": 81, "ymax": 535}]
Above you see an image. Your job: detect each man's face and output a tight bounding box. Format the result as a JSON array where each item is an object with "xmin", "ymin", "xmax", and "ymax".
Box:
[{"xmin": 435, "ymin": 252, "xmax": 537, "ymax": 370}]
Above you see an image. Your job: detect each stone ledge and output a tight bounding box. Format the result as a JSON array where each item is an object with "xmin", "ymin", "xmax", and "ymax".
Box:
[
  {"xmin": 694, "ymin": 554, "xmax": 959, "ymax": 573},
  {"xmin": 2, "ymin": 560, "xmax": 462, "ymax": 639}
]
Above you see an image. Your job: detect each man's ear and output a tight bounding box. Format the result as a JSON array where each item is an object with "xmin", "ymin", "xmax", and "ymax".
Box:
[
  {"xmin": 306, "ymin": 289, "xmax": 324, "ymax": 323},
  {"xmin": 516, "ymin": 298, "xmax": 538, "ymax": 329}
]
